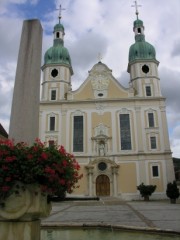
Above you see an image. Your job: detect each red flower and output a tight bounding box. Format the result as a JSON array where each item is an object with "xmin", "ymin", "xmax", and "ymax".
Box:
[
  {"xmin": 62, "ymin": 160, "xmax": 67, "ymax": 167},
  {"xmin": 5, "ymin": 156, "xmax": 16, "ymax": 162},
  {"xmin": 41, "ymin": 152, "xmax": 48, "ymax": 160},
  {"xmin": 73, "ymin": 162, "xmax": 80, "ymax": 170},
  {"xmin": 59, "ymin": 179, "xmax": 66, "ymax": 185},
  {"xmin": 35, "ymin": 138, "xmax": 44, "ymax": 147},
  {"xmin": 2, "ymin": 165, "xmax": 8, "ymax": 170},
  {"xmin": 27, "ymin": 154, "xmax": 33, "ymax": 159},
  {"xmin": 0, "ymin": 138, "xmax": 82, "ymax": 200},
  {"xmin": 33, "ymin": 146, "xmax": 39, "ymax": 152},
  {"xmin": 2, "ymin": 186, "xmax": 10, "ymax": 192},
  {"xmin": 44, "ymin": 167, "xmax": 55, "ymax": 175},
  {"xmin": 0, "ymin": 139, "xmax": 14, "ymax": 148},
  {"xmin": 5, "ymin": 177, "xmax": 11, "ymax": 182},
  {"xmin": 59, "ymin": 145, "xmax": 66, "ymax": 155}
]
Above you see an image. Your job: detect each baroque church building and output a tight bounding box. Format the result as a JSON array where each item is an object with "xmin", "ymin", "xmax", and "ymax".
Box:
[{"xmin": 39, "ymin": 11, "xmax": 175, "ymax": 200}]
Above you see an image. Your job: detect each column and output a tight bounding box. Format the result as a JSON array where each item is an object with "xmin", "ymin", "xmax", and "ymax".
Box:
[
  {"xmin": 135, "ymin": 106, "xmax": 144, "ymax": 152},
  {"xmin": 86, "ymin": 166, "xmax": 94, "ymax": 196},
  {"xmin": 111, "ymin": 166, "xmax": 119, "ymax": 197},
  {"xmin": 159, "ymin": 106, "xmax": 171, "ymax": 152},
  {"xmin": 9, "ymin": 19, "xmax": 42, "ymax": 145}
]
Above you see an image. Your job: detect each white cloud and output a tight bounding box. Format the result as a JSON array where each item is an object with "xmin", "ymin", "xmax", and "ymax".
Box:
[
  {"xmin": 172, "ymin": 40, "xmax": 180, "ymax": 57},
  {"xmin": 4, "ymin": 0, "xmax": 38, "ymax": 4},
  {"xmin": 30, "ymin": 0, "xmax": 39, "ymax": 5},
  {"xmin": 172, "ymin": 125, "xmax": 180, "ymax": 139},
  {"xmin": 171, "ymin": 139, "xmax": 180, "ymax": 158},
  {"xmin": 0, "ymin": 18, "xmax": 22, "ymax": 63},
  {"xmin": 0, "ymin": 63, "xmax": 16, "ymax": 132}
]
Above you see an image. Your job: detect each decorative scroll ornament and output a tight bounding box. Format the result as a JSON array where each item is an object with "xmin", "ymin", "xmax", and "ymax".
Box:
[{"xmin": 91, "ymin": 74, "xmax": 110, "ymax": 91}]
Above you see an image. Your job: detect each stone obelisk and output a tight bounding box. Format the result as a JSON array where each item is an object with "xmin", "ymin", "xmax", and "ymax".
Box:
[{"xmin": 9, "ymin": 19, "xmax": 42, "ymax": 145}]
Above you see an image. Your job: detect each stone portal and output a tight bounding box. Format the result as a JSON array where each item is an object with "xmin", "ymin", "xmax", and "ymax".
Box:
[{"xmin": 96, "ymin": 174, "xmax": 110, "ymax": 196}]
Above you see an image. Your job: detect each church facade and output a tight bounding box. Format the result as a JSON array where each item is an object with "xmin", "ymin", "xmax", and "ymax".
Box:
[{"xmin": 39, "ymin": 13, "xmax": 175, "ymax": 200}]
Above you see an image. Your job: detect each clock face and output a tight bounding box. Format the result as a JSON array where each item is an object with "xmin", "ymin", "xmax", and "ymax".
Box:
[
  {"xmin": 51, "ymin": 68, "xmax": 58, "ymax": 78},
  {"xmin": 142, "ymin": 64, "xmax": 149, "ymax": 74}
]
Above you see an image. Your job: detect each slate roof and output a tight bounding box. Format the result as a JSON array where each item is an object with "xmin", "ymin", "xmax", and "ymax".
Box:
[{"xmin": 0, "ymin": 123, "xmax": 8, "ymax": 138}]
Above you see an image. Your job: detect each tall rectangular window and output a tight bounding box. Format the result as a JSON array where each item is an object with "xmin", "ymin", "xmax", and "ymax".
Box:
[
  {"xmin": 49, "ymin": 116, "xmax": 55, "ymax": 131},
  {"xmin": 51, "ymin": 90, "xmax": 56, "ymax": 100},
  {"xmin": 73, "ymin": 116, "xmax": 83, "ymax": 152},
  {"xmin": 148, "ymin": 113, "xmax": 154, "ymax": 127},
  {"xmin": 152, "ymin": 165, "xmax": 159, "ymax": 177},
  {"xmin": 146, "ymin": 86, "xmax": 152, "ymax": 96},
  {"xmin": 120, "ymin": 114, "xmax": 132, "ymax": 150},
  {"xmin": 150, "ymin": 136, "xmax": 157, "ymax": 149}
]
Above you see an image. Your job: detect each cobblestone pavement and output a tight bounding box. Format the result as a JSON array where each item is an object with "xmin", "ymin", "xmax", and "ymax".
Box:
[{"xmin": 41, "ymin": 198, "xmax": 180, "ymax": 234}]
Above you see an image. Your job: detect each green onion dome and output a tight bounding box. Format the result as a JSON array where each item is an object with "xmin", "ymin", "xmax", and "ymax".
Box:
[
  {"xmin": 54, "ymin": 23, "xmax": 64, "ymax": 32},
  {"xmin": 44, "ymin": 42, "xmax": 72, "ymax": 66},
  {"xmin": 129, "ymin": 19, "xmax": 156, "ymax": 62},
  {"xmin": 43, "ymin": 23, "xmax": 72, "ymax": 67}
]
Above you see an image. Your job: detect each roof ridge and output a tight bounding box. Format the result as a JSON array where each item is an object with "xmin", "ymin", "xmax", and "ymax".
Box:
[{"xmin": 0, "ymin": 123, "xmax": 8, "ymax": 138}]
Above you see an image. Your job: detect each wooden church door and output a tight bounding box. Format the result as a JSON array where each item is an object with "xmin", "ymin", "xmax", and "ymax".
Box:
[{"xmin": 96, "ymin": 175, "xmax": 110, "ymax": 196}]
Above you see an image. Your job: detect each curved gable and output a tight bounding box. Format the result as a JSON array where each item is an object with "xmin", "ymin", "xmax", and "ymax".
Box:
[{"xmin": 72, "ymin": 62, "xmax": 129, "ymax": 100}]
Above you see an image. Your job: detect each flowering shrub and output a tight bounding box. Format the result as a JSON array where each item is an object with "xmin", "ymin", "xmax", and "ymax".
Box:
[{"xmin": 0, "ymin": 139, "xmax": 83, "ymax": 201}]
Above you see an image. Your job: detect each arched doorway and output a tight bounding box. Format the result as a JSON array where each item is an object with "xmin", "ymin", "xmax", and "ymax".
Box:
[{"xmin": 96, "ymin": 174, "xmax": 110, "ymax": 196}]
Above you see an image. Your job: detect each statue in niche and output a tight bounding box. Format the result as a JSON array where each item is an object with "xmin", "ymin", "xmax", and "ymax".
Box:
[{"xmin": 99, "ymin": 141, "xmax": 105, "ymax": 156}]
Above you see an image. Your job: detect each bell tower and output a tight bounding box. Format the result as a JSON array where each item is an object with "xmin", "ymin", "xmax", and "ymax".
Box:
[
  {"xmin": 128, "ymin": 2, "xmax": 161, "ymax": 98},
  {"xmin": 41, "ymin": 5, "xmax": 73, "ymax": 102}
]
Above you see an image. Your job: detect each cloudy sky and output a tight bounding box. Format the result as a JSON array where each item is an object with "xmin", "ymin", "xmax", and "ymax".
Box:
[{"xmin": 0, "ymin": 0, "xmax": 180, "ymax": 157}]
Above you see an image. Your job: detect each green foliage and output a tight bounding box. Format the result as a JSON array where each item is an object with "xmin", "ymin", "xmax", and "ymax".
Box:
[
  {"xmin": 0, "ymin": 139, "xmax": 83, "ymax": 201},
  {"xmin": 166, "ymin": 181, "xmax": 180, "ymax": 199},
  {"xmin": 137, "ymin": 183, "xmax": 156, "ymax": 197}
]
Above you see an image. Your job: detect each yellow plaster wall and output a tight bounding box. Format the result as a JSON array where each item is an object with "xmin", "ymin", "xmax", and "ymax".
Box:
[
  {"xmin": 148, "ymin": 162, "xmax": 164, "ymax": 191},
  {"xmin": 72, "ymin": 166, "xmax": 88, "ymax": 195},
  {"xmin": 73, "ymin": 78, "xmax": 129, "ymax": 100},
  {"xmin": 118, "ymin": 162, "xmax": 137, "ymax": 193},
  {"xmin": 74, "ymin": 82, "xmax": 93, "ymax": 100},
  {"xmin": 91, "ymin": 112, "xmax": 112, "ymax": 136},
  {"xmin": 107, "ymin": 81, "xmax": 128, "ymax": 98},
  {"xmin": 91, "ymin": 112, "xmax": 111, "ymax": 127}
]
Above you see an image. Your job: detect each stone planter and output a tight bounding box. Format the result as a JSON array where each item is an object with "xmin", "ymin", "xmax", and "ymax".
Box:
[{"xmin": 0, "ymin": 182, "xmax": 51, "ymax": 240}]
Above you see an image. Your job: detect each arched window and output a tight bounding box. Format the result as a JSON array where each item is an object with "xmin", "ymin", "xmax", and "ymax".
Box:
[
  {"xmin": 49, "ymin": 116, "xmax": 55, "ymax": 131},
  {"xmin": 73, "ymin": 116, "xmax": 84, "ymax": 152},
  {"xmin": 56, "ymin": 32, "xmax": 60, "ymax": 38},
  {"xmin": 119, "ymin": 114, "xmax": 132, "ymax": 150},
  {"xmin": 138, "ymin": 28, "xmax": 141, "ymax": 34}
]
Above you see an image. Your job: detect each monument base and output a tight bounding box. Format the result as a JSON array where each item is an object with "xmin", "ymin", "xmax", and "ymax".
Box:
[
  {"xmin": 0, "ymin": 219, "xmax": 40, "ymax": 240},
  {"xmin": 0, "ymin": 182, "xmax": 51, "ymax": 240}
]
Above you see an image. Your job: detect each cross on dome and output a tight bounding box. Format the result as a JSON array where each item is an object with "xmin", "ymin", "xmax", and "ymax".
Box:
[
  {"xmin": 56, "ymin": 4, "xmax": 66, "ymax": 23},
  {"xmin": 131, "ymin": 0, "xmax": 142, "ymax": 19},
  {"xmin": 98, "ymin": 52, "xmax": 103, "ymax": 63}
]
